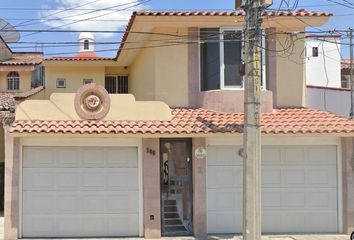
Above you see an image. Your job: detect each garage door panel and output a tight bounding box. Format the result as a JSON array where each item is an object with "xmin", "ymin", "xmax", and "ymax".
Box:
[
  {"xmin": 207, "ymin": 166, "xmax": 242, "ymax": 189},
  {"xmin": 106, "ymin": 148, "xmax": 138, "ymax": 168},
  {"xmin": 107, "ymin": 214, "xmax": 139, "ymax": 236},
  {"xmin": 208, "ymin": 189, "xmax": 242, "ymax": 211},
  {"xmin": 307, "ymin": 146, "xmax": 337, "ymax": 164},
  {"xmin": 207, "ymin": 146, "xmax": 242, "ymax": 166},
  {"xmin": 22, "ymin": 146, "xmax": 140, "ymax": 238},
  {"xmin": 262, "ymin": 167, "xmax": 282, "ymax": 186},
  {"xmin": 106, "ymin": 169, "xmax": 138, "ymax": 190},
  {"xmin": 207, "ymin": 145, "xmax": 339, "ymax": 234},
  {"xmin": 207, "ymin": 211, "xmax": 242, "ymax": 234},
  {"xmin": 23, "ymin": 147, "xmax": 56, "ymax": 167},
  {"xmin": 262, "ymin": 147, "xmax": 281, "ymax": 164}
]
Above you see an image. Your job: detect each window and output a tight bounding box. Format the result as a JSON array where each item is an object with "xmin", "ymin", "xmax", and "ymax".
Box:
[
  {"xmin": 342, "ymin": 76, "xmax": 349, "ymax": 88},
  {"xmin": 83, "ymin": 79, "xmax": 93, "ymax": 85},
  {"xmin": 200, "ymin": 28, "xmax": 247, "ymax": 91},
  {"xmin": 105, "ymin": 75, "xmax": 128, "ymax": 94},
  {"xmin": 56, "ymin": 79, "xmax": 66, "ymax": 88},
  {"xmin": 312, "ymin": 47, "xmax": 319, "ymax": 57},
  {"xmin": 84, "ymin": 40, "xmax": 89, "ymax": 50},
  {"xmin": 7, "ymin": 71, "xmax": 20, "ymax": 91}
]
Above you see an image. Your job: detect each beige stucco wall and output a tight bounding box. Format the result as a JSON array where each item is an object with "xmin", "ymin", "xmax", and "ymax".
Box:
[
  {"xmin": 130, "ymin": 47, "xmax": 156, "ymax": 101},
  {"xmin": 129, "ymin": 27, "xmax": 189, "ymax": 107},
  {"xmin": 42, "ymin": 65, "xmax": 105, "ymax": 99},
  {"xmin": 276, "ymin": 32, "xmax": 306, "ymax": 107},
  {"xmin": 0, "ymin": 71, "xmax": 32, "ymax": 92}
]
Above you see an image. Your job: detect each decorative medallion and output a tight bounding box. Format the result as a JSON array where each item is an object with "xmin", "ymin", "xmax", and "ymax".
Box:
[
  {"xmin": 195, "ymin": 147, "xmax": 207, "ymax": 159},
  {"xmin": 74, "ymin": 83, "xmax": 111, "ymax": 120}
]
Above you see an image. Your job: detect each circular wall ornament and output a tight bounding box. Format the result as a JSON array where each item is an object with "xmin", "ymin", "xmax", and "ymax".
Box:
[
  {"xmin": 74, "ymin": 83, "xmax": 111, "ymax": 120},
  {"xmin": 195, "ymin": 147, "xmax": 207, "ymax": 159}
]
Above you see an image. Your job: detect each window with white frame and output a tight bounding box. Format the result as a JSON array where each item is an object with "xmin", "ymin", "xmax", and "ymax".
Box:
[
  {"xmin": 83, "ymin": 79, "xmax": 93, "ymax": 85},
  {"xmin": 56, "ymin": 78, "xmax": 66, "ymax": 88},
  {"xmin": 200, "ymin": 28, "xmax": 265, "ymax": 91},
  {"xmin": 105, "ymin": 75, "xmax": 128, "ymax": 94},
  {"xmin": 7, "ymin": 71, "xmax": 20, "ymax": 91}
]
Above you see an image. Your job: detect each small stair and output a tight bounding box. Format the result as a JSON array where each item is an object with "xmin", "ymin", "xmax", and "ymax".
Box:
[{"xmin": 162, "ymin": 199, "xmax": 189, "ymax": 236}]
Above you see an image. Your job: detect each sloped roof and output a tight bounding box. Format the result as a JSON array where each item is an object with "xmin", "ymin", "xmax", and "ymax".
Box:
[
  {"xmin": 9, "ymin": 108, "xmax": 354, "ymax": 135},
  {"xmin": 115, "ymin": 9, "xmax": 333, "ymax": 60},
  {"xmin": 0, "ymin": 94, "xmax": 15, "ymax": 112},
  {"xmin": 0, "ymin": 52, "xmax": 43, "ymax": 66}
]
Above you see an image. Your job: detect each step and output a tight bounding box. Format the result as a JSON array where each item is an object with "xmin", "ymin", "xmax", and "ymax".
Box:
[
  {"xmin": 164, "ymin": 206, "xmax": 177, "ymax": 212},
  {"xmin": 164, "ymin": 219, "xmax": 183, "ymax": 225},
  {"xmin": 164, "ymin": 200, "xmax": 176, "ymax": 205},
  {"xmin": 164, "ymin": 212, "xmax": 179, "ymax": 218},
  {"xmin": 164, "ymin": 226, "xmax": 188, "ymax": 232}
]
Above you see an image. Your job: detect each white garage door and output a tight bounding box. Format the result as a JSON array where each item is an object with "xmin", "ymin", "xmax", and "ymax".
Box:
[
  {"xmin": 22, "ymin": 146, "xmax": 139, "ymax": 238},
  {"xmin": 207, "ymin": 145, "xmax": 338, "ymax": 234}
]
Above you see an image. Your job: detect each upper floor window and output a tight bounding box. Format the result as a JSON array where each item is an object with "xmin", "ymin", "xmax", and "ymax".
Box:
[
  {"xmin": 84, "ymin": 40, "xmax": 89, "ymax": 50},
  {"xmin": 105, "ymin": 75, "xmax": 128, "ymax": 94},
  {"xmin": 200, "ymin": 28, "xmax": 243, "ymax": 91},
  {"xmin": 56, "ymin": 78, "xmax": 66, "ymax": 88},
  {"xmin": 83, "ymin": 79, "xmax": 93, "ymax": 85},
  {"xmin": 7, "ymin": 71, "xmax": 20, "ymax": 91},
  {"xmin": 312, "ymin": 47, "xmax": 319, "ymax": 57},
  {"xmin": 200, "ymin": 28, "xmax": 265, "ymax": 91}
]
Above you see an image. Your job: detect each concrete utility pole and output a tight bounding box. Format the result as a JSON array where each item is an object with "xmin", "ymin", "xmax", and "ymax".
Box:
[
  {"xmin": 349, "ymin": 28, "xmax": 354, "ymax": 119},
  {"xmin": 237, "ymin": 0, "xmax": 272, "ymax": 239}
]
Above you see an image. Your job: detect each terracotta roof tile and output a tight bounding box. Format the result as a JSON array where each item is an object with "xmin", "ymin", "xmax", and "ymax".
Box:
[
  {"xmin": 0, "ymin": 52, "xmax": 43, "ymax": 66},
  {"xmin": 0, "ymin": 86, "xmax": 44, "ymax": 99},
  {"xmin": 341, "ymin": 59, "xmax": 352, "ymax": 70},
  {"xmin": 0, "ymin": 94, "xmax": 15, "ymax": 112},
  {"xmin": 9, "ymin": 108, "xmax": 354, "ymax": 135},
  {"xmin": 45, "ymin": 56, "xmax": 114, "ymax": 61}
]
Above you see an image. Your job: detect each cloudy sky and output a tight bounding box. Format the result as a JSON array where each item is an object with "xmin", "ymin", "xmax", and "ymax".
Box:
[{"xmin": 0, "ymin": 0, "xmax": 353, "ymax": 57}]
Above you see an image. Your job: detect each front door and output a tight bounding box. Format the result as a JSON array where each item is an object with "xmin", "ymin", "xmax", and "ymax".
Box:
[{"xmin": 160, "ymin": 139, "xmax": 193, "ymax": 236}]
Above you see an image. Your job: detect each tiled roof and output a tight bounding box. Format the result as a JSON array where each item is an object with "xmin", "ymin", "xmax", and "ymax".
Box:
[
  {"xmin": 9, "ymin": 108, "xmax": 354, "ymax": 135},
  {"xmin": 341, "ymin": 59, "xmax": 352, "ymax": 70},
  {"xmin": 133, "ymin": 9, "xmax": 332, "ymax": 17},
  {"xmin": 115, "ymin": 9, "xmax": 332, "ymax": 59},
  {"xmin": 0, "ymin": 52, "xmax": 43, "ymax": 66},
  {"xmin": 45, "ymin": 56, "xmax": 114, "ymax": 61},
  {"xmin": 0, "ymin": 94, "xmax": 15, "ymax": 112},
  {"xmin": 1, "ymin": 86, "xmax": 45, "ymax": 99},
  {"xmin": 74, "ymin": 51, "xmax": 99, "ymax": 58}
]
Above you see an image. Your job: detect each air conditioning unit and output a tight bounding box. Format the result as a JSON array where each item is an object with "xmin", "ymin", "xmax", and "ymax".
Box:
[{"xmin": 236, "ymin": 0, "xmax": 273, "ymax": 9}]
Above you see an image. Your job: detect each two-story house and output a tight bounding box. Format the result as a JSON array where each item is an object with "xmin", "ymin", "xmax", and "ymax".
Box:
[
  {"xmin": 2, "ymin": 9, "xmax": 354, "ymax": 239},
  {"xmin": 0, "ymin": 35, "xmax": 44, "ymax": 211}
]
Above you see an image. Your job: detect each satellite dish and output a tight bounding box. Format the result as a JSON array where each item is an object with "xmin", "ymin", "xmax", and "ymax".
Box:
[{"xmin": 0, "ymin": 18, "xmax": 20, "ymax": 43}]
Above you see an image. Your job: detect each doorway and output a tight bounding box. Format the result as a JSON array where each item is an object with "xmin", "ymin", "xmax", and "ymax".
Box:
[{"xmin": 160, "ymin": 139, "xmax": 193, "ymax": 236}]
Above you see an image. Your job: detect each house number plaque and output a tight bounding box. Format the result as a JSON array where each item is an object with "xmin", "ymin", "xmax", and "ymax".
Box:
[{"xmin": 195, "ymin": 147, "xmax": 207, "ymax": 159}]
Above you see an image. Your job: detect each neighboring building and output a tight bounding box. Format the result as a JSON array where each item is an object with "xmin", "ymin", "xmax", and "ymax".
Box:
[
  {"xmin": 0, "ymin": 36, "xmax": 44, "ymax": 211},
  {"xmin": 305, "ymin": 35, "xmax": 352, "ymax": 117},
  {"xmin": 306, "ymin": 35, "xmax": 341, "ymax": 88},
  {"xmin": 3, "ymin": 9, "xmax": 354, "ymax": 240},
  {"xmin": 341, "ymin": 59, "xmax": 351, "ymax": 88}
]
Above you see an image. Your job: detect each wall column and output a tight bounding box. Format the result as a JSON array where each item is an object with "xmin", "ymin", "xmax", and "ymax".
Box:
[
  {"xmin": 192, "ymin": 138, "xmax": 207, "ymax": 238},
  {"xmin": 266, "ymin": 27, "xmax": 277, "ymax": 108},
  {"xmin": 4, "ymin": 127, "xmax": 19, "ymax": 240},
  {"xmin": 341, "ymin": 137, "xmax": 354, "ymax": 234},
  {"xmin": 142, "ymin": 138, "xmax": 161, "ymax": 238},
  {"xmin": 188, "ymin": 27, "xmax": 200, "ymax": 108}
]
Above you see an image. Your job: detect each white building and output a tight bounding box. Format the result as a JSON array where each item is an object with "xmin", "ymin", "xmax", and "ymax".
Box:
[
  {"xmin": 305, "ymin": 35, "xmax": 341, "ymax": 88},
  {"xmin": 305, "ymin": 35, "xmax": 351, "ymax": 117}
]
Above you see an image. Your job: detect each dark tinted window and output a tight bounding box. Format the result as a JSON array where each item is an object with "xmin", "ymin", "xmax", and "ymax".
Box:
[
  {"xmin": 223, "ymin": 30, "xmax": 243, "ymax": 87},
  {"xmin": 200, "ymin": 28, "xmax": 220, "ymax": 91}
]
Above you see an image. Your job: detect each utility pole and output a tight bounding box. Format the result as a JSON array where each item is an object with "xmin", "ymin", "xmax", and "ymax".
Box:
[
  {"xmin": 349, "ymin": 28, "xmax": 354, "ymax": 119},
  {"xmin": 236, "ymin": 0, "xmax": 272, "ymax": 239}
]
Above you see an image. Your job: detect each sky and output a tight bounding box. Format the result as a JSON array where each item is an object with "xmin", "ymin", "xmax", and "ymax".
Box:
[{"xmin": 0, "ymin": 0, "xmax": 353, "ymax": 58}]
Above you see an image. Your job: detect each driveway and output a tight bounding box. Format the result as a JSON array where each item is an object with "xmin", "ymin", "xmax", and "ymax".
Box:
[{"xmin": 0, "ymin": 212, "xmax": 349, "ymax": 240}]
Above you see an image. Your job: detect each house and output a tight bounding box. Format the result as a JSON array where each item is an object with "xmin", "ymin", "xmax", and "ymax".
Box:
[
  {"xmin": 0, "ymin": 36, "xmax": 44, "ymax": 212},
  {"xmin": 305, "ymin": 35, "xmax": 352, "ymax": 117},
  {"xmin": 3, "ymin": 9, "xmax": 354, "ymax": 239}
]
